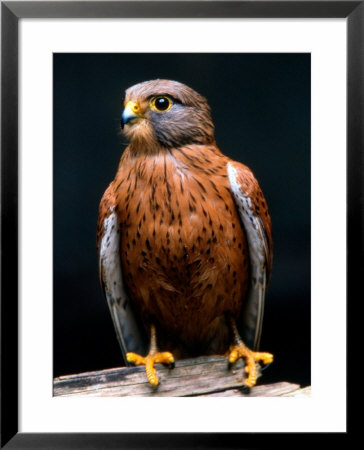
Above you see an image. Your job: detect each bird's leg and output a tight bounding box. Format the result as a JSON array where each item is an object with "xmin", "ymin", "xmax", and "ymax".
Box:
[
  {"xmin": 126, "ymin": 324, "xmax": 175, "ymax": 386},
  {"xmin": 227, "ymin": 317, "xmax": 273, "ymax": 388}
]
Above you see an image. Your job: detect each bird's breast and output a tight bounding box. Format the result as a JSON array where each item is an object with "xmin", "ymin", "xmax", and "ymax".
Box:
[{"xmin": 114, "ymin": 149, "xmax": 250, "ymax": 345}]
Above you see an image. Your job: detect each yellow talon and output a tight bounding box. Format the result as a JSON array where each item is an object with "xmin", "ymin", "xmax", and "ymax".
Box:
[
  {"xmin": 228, "ymin": 349, "xmax": 239, "ymax": 364},
  {"xmin": 126, "ymin": 352, "xmax": 145, "ymax": 366},
  {"xmin": 228, "ymin": 317, "xmax": 273, "ymax": 389},
  {"xmin": 145, "ymin": 357, "xmax": 159, "ymax": 386},
  {"xmin": 258, "ymin": 352, "xmax": 274, "ymax": 365},
  {"xmin": 126, "ymin": 325, "xmax": 175, "ymax": 386},
  {"xmin": 127, "ymin": 351, "xmax": 174, "ymax": 386},
  {"xmin": 228, "ymin": 345, "xmax": 274, "ymax": 388}
]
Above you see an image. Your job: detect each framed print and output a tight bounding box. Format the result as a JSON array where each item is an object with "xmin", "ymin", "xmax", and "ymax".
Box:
[{"xmin": 1, "ymin": 0, "xmax": 359, "ymax": 448}]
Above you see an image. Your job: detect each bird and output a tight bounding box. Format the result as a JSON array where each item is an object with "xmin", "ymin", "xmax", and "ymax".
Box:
[{"xmin": 97, "ymin": 79, "xmax": 273, "ymax": 389}]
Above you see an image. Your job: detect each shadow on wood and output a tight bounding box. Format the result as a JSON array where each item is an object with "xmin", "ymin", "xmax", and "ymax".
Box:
[{"xmin": 53, "ymin": 355, "xmax": 310, "ymax": 397}]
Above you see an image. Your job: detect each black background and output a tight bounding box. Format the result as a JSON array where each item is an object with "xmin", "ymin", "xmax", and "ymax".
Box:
[{"xmin": 54, "ymin": 53, "xmax": 310, "ymax": 387}]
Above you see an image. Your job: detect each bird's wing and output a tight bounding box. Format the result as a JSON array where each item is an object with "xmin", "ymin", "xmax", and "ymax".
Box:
[
  {"xmin": 97, "ymin": 184, "xmax": 148, "ymax": 364},
  {"xmin": 227, "ymin": 161, "xmax": 273, "ymax": 350}
]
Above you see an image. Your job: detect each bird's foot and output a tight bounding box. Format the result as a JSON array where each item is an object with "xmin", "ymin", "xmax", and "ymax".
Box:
[
  {"xmin": 228, "ymin": 344, "xmax": 273, "ymax": 388},
  {"xmin": 126, "ymin": 351, "xmax": 175, "ymax": 386}
]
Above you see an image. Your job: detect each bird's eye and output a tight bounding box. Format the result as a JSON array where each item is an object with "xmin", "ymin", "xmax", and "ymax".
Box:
[{"xmin": 150, "ymin": 96, "xmax": 172, "ymax": 113}]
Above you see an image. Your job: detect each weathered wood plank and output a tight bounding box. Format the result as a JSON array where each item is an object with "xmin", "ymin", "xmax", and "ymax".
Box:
[
  {"xmin": 53, "ymin": 356, "xmax": 309, "ymax": 398},
  {"xmin": 281, "ymin": 385, "xmax": 311, "ymax": 397},
  {"xmin": 197, "ymin": 381, "xmax": 303, "ymax": 397}
]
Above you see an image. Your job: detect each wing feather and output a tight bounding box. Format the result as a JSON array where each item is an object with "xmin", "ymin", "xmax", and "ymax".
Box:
[
  {"xmin": 227, "ymin": 161, "xmax": 273, "ymax": 350},
  {"xmin": 97, "ymin": 184, "xmax": 147, "ymax": 363}
]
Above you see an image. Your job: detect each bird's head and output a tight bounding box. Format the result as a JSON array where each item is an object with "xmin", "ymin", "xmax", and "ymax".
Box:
[{"xmin": 121, "ymin": 79, "xmax": 215, "ymax": 151}]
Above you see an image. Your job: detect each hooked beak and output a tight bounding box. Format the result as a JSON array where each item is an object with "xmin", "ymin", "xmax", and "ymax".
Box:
[{"xmin": 121, "ymin": 101, "xmax": 143, "ymax": 128}]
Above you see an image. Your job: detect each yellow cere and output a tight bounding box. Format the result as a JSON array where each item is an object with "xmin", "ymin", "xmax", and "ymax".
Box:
[{"xmin": 125, "ymin": 101, "xmax": 141, "ymax": 114}]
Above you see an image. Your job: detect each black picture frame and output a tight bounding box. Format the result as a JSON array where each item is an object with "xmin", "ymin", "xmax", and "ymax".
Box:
[{"xmin": 1, "ymin": 1, "xmax": 358, "ymax": 448}]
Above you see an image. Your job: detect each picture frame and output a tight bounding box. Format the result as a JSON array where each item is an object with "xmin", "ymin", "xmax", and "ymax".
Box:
[{"xmin": 1, "ymin": 0, "xmax": 358, "ymax": 447}]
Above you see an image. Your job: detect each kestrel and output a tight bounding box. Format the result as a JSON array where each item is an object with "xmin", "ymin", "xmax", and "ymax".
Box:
[{"xmin": 97, "ymin": 80, "xmax": 273, "ymax": 389}]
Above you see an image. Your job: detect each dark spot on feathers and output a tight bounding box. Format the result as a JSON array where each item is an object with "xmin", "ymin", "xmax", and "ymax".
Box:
[
  {"xmin": 194, "ymin": 177, "xmax": 207, "ymax": 193},
  {"xmin": 209, "ymin": 179, "xmax": 219, "ymax": 193}
]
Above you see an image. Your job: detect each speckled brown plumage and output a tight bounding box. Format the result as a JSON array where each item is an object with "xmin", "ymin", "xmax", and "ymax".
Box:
[{"xmin": 97, "ymin": 80, "xmax": 273, "ymax": 387}]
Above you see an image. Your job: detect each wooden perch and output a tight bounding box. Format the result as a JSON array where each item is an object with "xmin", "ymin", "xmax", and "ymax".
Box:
[{"xmin": 54, "ymin": 355, "xmax": 310, "ymax": 397}]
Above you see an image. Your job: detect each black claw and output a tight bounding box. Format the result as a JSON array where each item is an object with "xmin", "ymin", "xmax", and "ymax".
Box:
[
  {"xmin": 241, "ymin": 384, "xmax": 251, "ymax": 395},
  {"xmin": 261, "ymin": 362, "xmax": 272, "ymax": 371},
  {"xmin": 168, "ymin": 361, "xmax": 175, "ymax": 369},
  {"xmin": 228, "ymin": 361, "xmax": 234, "ymax": 370}
]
